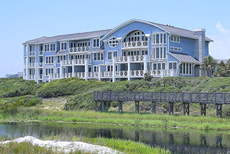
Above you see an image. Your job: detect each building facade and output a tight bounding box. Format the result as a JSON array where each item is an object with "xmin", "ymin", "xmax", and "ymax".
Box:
[{"xmin": 23, "ymin": 19, "xmax": 213, "ymax": 83}]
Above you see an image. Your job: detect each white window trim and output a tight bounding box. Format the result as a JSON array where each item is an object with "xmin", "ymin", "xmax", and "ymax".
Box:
[
  {"xmin": 180, "ymin": 63, "xmax": 192, "ymax": 75},
  {"xmin": 170, "ymin": 36, "xmax": 180, "ymax": 43},
  {"xmin": 93, "ymin": 53, "xmax": 104, "ymax": 61},
  {"xmin": 151, "ymin": 32, "xmax": 167, "ymax": 45},
  {"xmin": 107, "ymin": 50, "xmax": 118, "ymax": 61},
  {"xmin": 45, "ymin": 56, "xmax": 54, "ymax": 64},
  {"xmin": 50, "ymin": 43, "xmax": 56, "ymax": 51},
  {"xmin": 168, "ymin": 61, "xmax": 177, "ymax": 70},
  {"xmin": 170, "ymin": 46, "xmax": 182, "ymax": 52},
  {"xmin": 108, "ymin": 36, "xmax": 119, "ymax": 48},
  {"xmin": 92, "ymin": 38, "xmax": 100, "ymax": 48},
  {"xmin": 44, "ymin": 44, "xmax": 49, "ymax": 52},
  {"xmin": 151, "ymin": 46, "xmax": 167, "ymax": 59},
  {"xmin": 93, "ymin": 66, "xmax": 99, "ymax": 72},
  {"xmin": 152, "ymin": 62, "xmax": 166, "ymax": 70},
  {"xmin": 60, "ymin": 42, "xmax": 67, "ymax": 51}
]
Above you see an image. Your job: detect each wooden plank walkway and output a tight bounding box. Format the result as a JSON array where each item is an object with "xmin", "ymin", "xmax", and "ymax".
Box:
[{"xmin": 93, "ymin": 91, "xmax": 230, "ymax": 117}]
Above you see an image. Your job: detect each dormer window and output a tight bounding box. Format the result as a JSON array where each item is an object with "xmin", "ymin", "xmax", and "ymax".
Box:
[
  {"xmin": 61, "ymin": 42, "xmax": 67, "ymax": 50},
  {"xmin": 93, "ymin": 38, "xmax": 100, "ymax": 48},
  {"xmin": 170, "ymin": 36, "xmax": 180, "ymax": 43}
]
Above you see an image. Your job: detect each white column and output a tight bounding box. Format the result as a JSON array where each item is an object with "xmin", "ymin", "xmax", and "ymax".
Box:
[
  {"xmin": 112, "ymin": 58, "xmax": 115, "ymax": 82},
  {"xmin": 127, "ymin": 56, "xmax": 130, "ymax": 81},
  {"xmin": 60, "ymin": 61, "xmax": 63, "ymax": 79},
  {"xmin": 26, "ymin": 44, "xmax": 30, "ymax": 80},
  {"xmin": 85, "ymin": 59, "xmax": 88, "ymax": 80},
  {"xmin": 144, "ymin": 55, "xmax": 148, "ymax": 73},
  {"xmin": 72, "ymin": 60, "xmax": 75, "ymax": 77},
  {"xmin": 98, "ymin": 65, "xmax": 101, "ymax": 81}
]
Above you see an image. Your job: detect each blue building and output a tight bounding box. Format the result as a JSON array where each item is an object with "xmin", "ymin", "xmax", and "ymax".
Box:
[{"xmin": 23, "ymin": 19, "xmax": 213, "ymax": 83}]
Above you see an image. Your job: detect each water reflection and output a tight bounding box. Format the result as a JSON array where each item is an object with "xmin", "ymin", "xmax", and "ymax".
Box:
[{"xmin": 0, "ymin": 123, "xmax": 229, "ymax": 154}]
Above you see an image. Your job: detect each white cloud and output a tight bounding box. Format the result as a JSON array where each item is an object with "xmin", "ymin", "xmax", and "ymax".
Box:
[{"xmin": 209, "ymin": 22, "xmax": 230, "ymax": 59}]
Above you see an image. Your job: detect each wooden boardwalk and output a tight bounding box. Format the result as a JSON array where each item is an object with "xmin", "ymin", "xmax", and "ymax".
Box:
[{"xmin": 93, "ymin": 91, "xmax": 230, "ymax": 117}]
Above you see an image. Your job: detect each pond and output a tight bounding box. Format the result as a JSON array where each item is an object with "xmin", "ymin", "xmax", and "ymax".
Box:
[{"xmin": 0, "ymin": 122, "xmax": 230, "ymax": 154}]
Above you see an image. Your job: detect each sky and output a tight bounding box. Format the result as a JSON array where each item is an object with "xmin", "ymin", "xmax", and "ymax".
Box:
[{"xmin": 0, "ymin": 0, "xmax": 230, "ymax": 77}]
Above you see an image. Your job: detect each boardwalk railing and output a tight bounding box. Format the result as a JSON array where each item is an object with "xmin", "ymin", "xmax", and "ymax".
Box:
[
  {"xmin": 94, "ymin": 91, "xmax": 230, "ymax": 104},
  {"xmin": 93, "ymin": 91, "xmax": 230, "ymax": 117}
]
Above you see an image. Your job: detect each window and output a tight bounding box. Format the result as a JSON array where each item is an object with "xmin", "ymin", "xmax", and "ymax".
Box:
[
  {"xmin": 170, "ymin": 46, "xmax": 182, "ymax": 52},
  {"xmin": 61, "ymin": 42, "xmax": 67, "ymax": 50},
  {"xmin": 93, "ymin": 53, "xmax": 104, "ymax": 61},
  {"xmin": 153, "ymin": 63, "xmax": 166, "ymax": 70},
  {"xmin": 108, "ymin": 37, "xmax": 118, "ymax": 47},
  {"xmin": 44, "ymin": 44, "xmax": 49, "ymax": 51},
  {"xmin": 30, "ymin": 45, "xmax": 35, "ymax": 51},
  {"xmin": 45, "ymin": 56, "xmax": 54, "ymax": 64},
  {"xmin": 107, "ymin": 51, "xmax": 117, "ymax": 60},
  {"xmin": 93, "ymin": 38, "xmax": 100, "ymax": 48},
  {"xmin": 179, "ymin": 63, "xmax": 192, "ymax": 75},
  {"xmin": 170, "ymin": 36, "xmax": 180, "ymax": 43},
  {"xmin": 45, "ymin": 68, "xmax": 53, "ymax": 75},
  {"xmin": 152, "ymin": 47, "xmax": 167, "ymax": 59},
  {"xmin": 107, "ymin": 65, "xmax": 113, "ymax": 72},
  {"xmin": 169, "ymin": 62, "xmax": 177, "ymax": 69},
  {"xmin": 93, "ymin": 66, "xmax": 99, "ymax": 72},
  {"xmin": 152, "ymin": 33, "xmax": 167, "ymax": 44},
  {"xmin": 108, "ymin": 51, "xmax": 112, "ymax": 60},
  {"xmin": 50, "ymin": 44, "xmax": 55, "ymax": 51}
]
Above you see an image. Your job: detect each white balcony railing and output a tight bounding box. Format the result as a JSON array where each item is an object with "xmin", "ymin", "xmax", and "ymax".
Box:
[
  {"xmin": 63, "ymin": 73, "xmax": 72, "ymax": 78},
  {"xmin": 38, "ymin": 74, "xmax": 43, "ymax": 80},
  {"xmin": 28, "ymin": 74, "xmax": 35, "ymax": 80},
  {"xmin": 29, "ymin": 51, "xmax": 35, "ymax": 56},
  {"xmin": 28, "ymin": 63, "xmax": 35, "ymax": 68},
  {"xmin": 75, "ymin": 72, "xmax": 85, "ymax": 78},
  {"xmin": 39, "ymin": 50, "xmax": 43, "ymax": 55},
  {"xmin": 69, "ymin": 46, "xmax": 90, "ymax": 53},
  {"xmin": 88, "ymin": 72, "xmax": 99, "ymax": 78},
  {"xmin": 50, "ymin": 73, "xmax": 60, "ymax": 79},
  {"xmin": 62, "ymin": 59, "xmax": 90, "ymax": 66},
  {"xmin": 122, "ymin": 41, "xmax": 148, "ymax": 48},
  {"xmin": 130, "ymin": 70, "xmax": 144, "ymax": 77},
  {"xmin": 101, "ymin": 71, "xmax": 113, "ymax": 77},
  {"xmin": 115, "ymin": 55, "xmax": 147, "ymax": 62},
  {"xmin": 115, "ymin": 71, "xmax": 128, "ymax": 77},
  {"xmin": 38, "ymin": 62, "xmax": 43, "ymax": 67}
]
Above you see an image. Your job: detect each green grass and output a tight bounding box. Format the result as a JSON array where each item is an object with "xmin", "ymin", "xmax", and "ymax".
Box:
[{"xmin": 1, "ymin": 108, "xmax": 230, "ymax": 130}]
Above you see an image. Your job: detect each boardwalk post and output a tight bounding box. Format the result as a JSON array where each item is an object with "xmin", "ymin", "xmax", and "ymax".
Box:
[
  {"xmin": 95, "ymin": 101, "xmax": 98, "ymax": 112},
  {"xmin": 200, "ymin": 103, "xmax": 206, "ymax": 116},
  {"xmin": 152, "ymin": 101, "xmax": 156, "ymax": 114},
  {"xmin": 216, "ymin": 104, "xmax": 223, "ymax": 117},
  {"xmin": 168, "ymin": 102, "xmax": 174, "ymax": 115},
  {"xmin": 118, "ymin": 101, "xmax": 123, "ymax": 113},
  {"xmin": 135, "ymin": 101, "xmax": 139, "ymax": 113},
  {"xmin": 183, "ymin": 103, "xmax": 190, "ymax": 115},
  {"xmin": 102, "ymin": 101, "xmax": 105, "ymax": 112},
  {"xmin": 106, "ymin": 101, "xmax": 109, "ymax": 112}
]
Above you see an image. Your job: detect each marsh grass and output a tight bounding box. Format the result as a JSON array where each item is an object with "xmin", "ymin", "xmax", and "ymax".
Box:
[{"xmin": 1, "ymin": 108, "xmax": 230, "ymax": 130}]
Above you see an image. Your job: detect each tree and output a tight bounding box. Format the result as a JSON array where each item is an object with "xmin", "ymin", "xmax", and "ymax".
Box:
[
  {"xmin": 201, "ymin": 55, "xmax": 217, "ymax": 77},
  {"xmin": 213, "ymin": 61, "xmax": 227, "ymax": 77},
  {"xmin": 144, "ymin": 73, "xmax": 153, "ymax": 81}
]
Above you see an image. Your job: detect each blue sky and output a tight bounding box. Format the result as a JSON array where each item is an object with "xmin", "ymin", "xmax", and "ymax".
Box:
[{"xmin": 0, "ymin": 0, "xmax": 230, "ymax": 77}]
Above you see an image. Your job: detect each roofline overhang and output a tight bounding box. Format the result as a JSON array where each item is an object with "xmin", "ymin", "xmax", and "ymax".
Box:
[{"xmin": 100, "ymin": 19, "xmax": 171, "ymax": 41}]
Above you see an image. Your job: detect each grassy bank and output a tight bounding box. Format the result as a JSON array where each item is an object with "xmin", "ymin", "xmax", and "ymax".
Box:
[
  {"xmin": 1, "ymin": 108, "xmax": 230, "ymax": 130},
  {"xmin": 0, "ymin": 135, "xmax": 170, "ymax": 154}
]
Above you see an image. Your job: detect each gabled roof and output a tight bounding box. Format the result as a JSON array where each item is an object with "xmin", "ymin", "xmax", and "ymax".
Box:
[
  {"xmin": 23, "ymin": 29, "xmax": 111, "ymax": 45},
  {"xmin": 169, "ymin": 52, "xmax": 200, "ymax": 64},
  {"xmin": 23, "ymin": 19, "xmax": 213, "ymax": 44}
]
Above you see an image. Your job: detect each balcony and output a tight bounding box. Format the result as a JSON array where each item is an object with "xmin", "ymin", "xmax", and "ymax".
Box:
[
  {"xmin": 115, "ymin": 71, "xmax": 128, "ymax": 77},
  {"xmin": 38, "ymin": 62, "xmax": 43, "ymax": 67},
  {"xmin": 130, "ymin": 70, "xmax": 144, "ymax": 77},
  {"xmin": 39, "ymin": 50, "xmax": 43, "ymax": 56},
  {"xmin": 28, "ymin": 74, "xmax": 35, "ymax": 80},
  {"xmin": 63, "ymin": 73, "xmax": 72, "ymax": 78},
  {"xmin": 88, "ymin": 72, "xmax": 99, "ymax": 78},
  {"xmin": 61, "ymin": 59, "xmax": 90, "ymax": 66},
  {"xmin": 148, "ymin": 69, "xmax": 177, "ymax": 77},
  {"xmin": 75, "ymin": 72, "xmax": 85, "ymax": 78},
  {"xmin": 38, "ymin": 74, "xmax": 43, "ymax": 80},
  {"xmin": 69, "ymin": 46, "xmax": 90, "ymax": 53},
  {"xmin": 28, "ymin": 63, "xmax": 35, "ymax": 68},
  {"xmin": 29, "ymin": 51, "xmax": 35, "ymax": 56},
  {"xmin": 50, "ymin": 73, "xmax": 60, "ymax": 79},
  {"xmin": 115, "ymin": 55, "xmax": 148, "ymax": 63},
  {"xmin": 100, "ymin": 71, "xmax": 113, "ymax": 77},
  {"xmin": 122, "ymin": 41, "xmax": 148, "ymax": 49}
]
